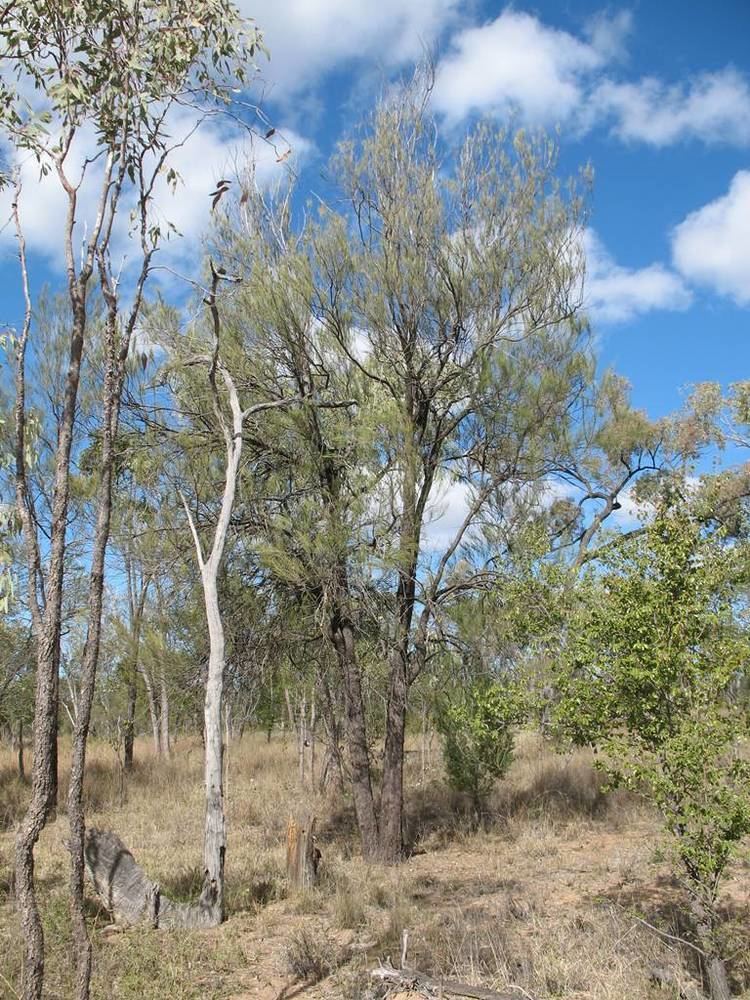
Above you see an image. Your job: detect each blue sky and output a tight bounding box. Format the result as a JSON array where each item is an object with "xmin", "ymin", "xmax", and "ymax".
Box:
[{"xmin": 1, "ymin": 0, "xmax": 749, "ymax": 425}]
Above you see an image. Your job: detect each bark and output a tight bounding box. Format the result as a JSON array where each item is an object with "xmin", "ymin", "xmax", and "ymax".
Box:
[
  {"xmin": 298, "ymin": 694, "xmax": 306, "ymax": 785},
  {"xmin": 309, "ymin": 698, "xmax": 316, "ymax": 788},
  {"xmin": 13, "ymin": 161, "xmax": 98, "ymax": 998},
  {"xmin": 285, "ymin": 814, "xmax": 320, "ymax": 891},
  {"xmin": 329, "ymin": 615, "xmax": 379, "ymax": 858},
  {"xmin": 182, "ymin": 262, "xmax": 299, "ymax": 925},
  {"xmin": 16, "ymin": 719, "xmax": 25, "ymax": 782},
  {"xmin": 159, "ymin": 671, "xmax": 170, "ymax": 758},
  {"xmin": 379, "ymin": 646, "xmax": 409, "ymax": 862},
  {"xmin": 198, "ymin": 574, "xmax": 226, "ymax": 923},
  {"xmin": 691, "ymin": 896, "xmax": 732, "ymax": 1000},
  {"xmin": 284, "ymin": 688, "xmax": 296, "ymax": 735},
  {"xmin": 123, "ymin": 581, "xmax": 148, "ymax": 773},
  {"xmin": 84, "ymin": 828, "xmax": 222, "ymax": 928},
  {"xmin": 123, "ymin": 681, "xmax": 137, "ymax": 772},
  {"xmin": 139, "ymin": 663, "xmax": 161, "ymax": 756},
  {"xmin": 377, "ymin": 404, "xmax": 426, "ymax": 863},
  {"xmin": 317, "ymin": 676, "xmax": 346, "ymax": 794}
]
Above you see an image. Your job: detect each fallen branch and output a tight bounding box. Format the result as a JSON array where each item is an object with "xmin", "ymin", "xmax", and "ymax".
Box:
[{"xmin": 370, "ymin": 958, "xmax": 532, "ymax": 1000}]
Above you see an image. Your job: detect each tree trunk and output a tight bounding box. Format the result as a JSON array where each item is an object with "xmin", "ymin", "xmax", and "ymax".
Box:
[
  {"xmin": 123, "ymin": 582, "xmax": 148, "ymax": 773},
  {"xmin": 379, "ymin": 646, "xmax": 408, "ymax": 863},
  {"xmin": 16, "ymin": 719, "xmax": 25, "ymax": 781},
  {"xmin": 123, "ymin": 680, "xmax": 137, "ymax": 772},
  {"xmin": 198, "ymin": 573, "xmax": 226, "ymax": 924},
  {"xmin": 68, "ymin": 312, "xmax": 129, "ymax": 1000},
  {"xmin": 691, "ymin": 896, "xmax": 732, "ymax": 1000},
  {"xmin": 15, "ymin": 283, "xmax": 87, "ymax": 997},
  {"xmin": 84, "ymin": 827, "xmax": 225, "ymax": 929},
  {"xmin": 309, "ymin": 698, "xmax": 316, "ymax": 789},
  {"xmin": 298, "ymin": 694, "xmax": 306, "ymax": 786},
  {"xmin": 159, "ymin": 672, "xmax": 170, "ymax": 758},
  {"xmin": 318, "ymin": 677, "xmax": 346, "ymax": 794},
  {"xmin": 377, "ymin": 420, "xmax": 424, "ymax": 864},
  {"xmin": 329, "ymin": 616, "xmax": 379, "ymax": 859},
  {"xmin": 139, "ymin": 664, "xmax": 161, "ymax": 756}
]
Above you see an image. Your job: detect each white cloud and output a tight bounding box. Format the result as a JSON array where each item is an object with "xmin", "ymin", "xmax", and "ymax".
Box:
[
  {"xmin": 243, "ymin": 0, "xmax": 460, "ymax": 101},
  {"xmin": 593, "ymin": 68, "xmax": 750, "ymax": 146},
  {"xmin": 583, "ymin": 229, "xmax": 692, "ymax": 324},
  {"xmin": 583, "ymin": 9, "xmax": 633, "ymax": 63},
  {"xmin": 0, "ymin": 110, "xmax": 312, "ymax": 272},
  {"xmin": 431, "ymin": 9, "xmax": 750, "ymax": 148},
  {"xmin": 432, "ymin": 10, "xmax": 607, "ymax": 125},
  {"xmin": 671, "ymin": 171, "xmax": 750, "ymax": 305},
  {"xmin": 423, "ymin": 477, "xmax": 473, "ymax": 552}
]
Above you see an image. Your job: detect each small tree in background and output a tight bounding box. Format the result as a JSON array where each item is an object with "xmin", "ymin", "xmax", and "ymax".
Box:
[
  {"xmin": 437, "ymin": 680, "xmax": 525, "ymax": 819},
  {"xmin": 557, "ymin": 497, "xmax": 750, "ymax": 1000}
]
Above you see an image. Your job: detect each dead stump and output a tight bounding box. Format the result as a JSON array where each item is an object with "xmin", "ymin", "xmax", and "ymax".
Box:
[
  {"xmin": 84, "ymin": 828, "xmax": 219, "ymax": 928},
  {"xmin": 285, "ymin": 813, "xmax": 320, "ymax": 891}
]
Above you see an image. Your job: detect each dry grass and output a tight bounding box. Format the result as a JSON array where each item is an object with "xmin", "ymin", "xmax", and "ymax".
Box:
[{"xmin": 0, "ymin": 730, "xmax": 749, "ymax": 999}]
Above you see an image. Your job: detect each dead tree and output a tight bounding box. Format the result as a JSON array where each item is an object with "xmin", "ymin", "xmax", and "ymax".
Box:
[
  {"xmin": 181, "ymin": 263, "xmax": 302, "ymax": 924},
  {"xmin": 84, "ymin": 828, "xmax": 221, "ymax": 929}
]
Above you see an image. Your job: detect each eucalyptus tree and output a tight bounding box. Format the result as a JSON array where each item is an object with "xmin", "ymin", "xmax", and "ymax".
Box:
[{"xmin": 1, "ymin": 3, "xmax": 265, "ymax": 995}]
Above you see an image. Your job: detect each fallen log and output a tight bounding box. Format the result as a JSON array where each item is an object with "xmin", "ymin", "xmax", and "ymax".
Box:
[
  {"xmin": 370, "ymin": 958, "xmax": 533, "ymax": 999},
  {"xmin": 84, "ymin": 827, "xmax": 219, "ymax": 929}
]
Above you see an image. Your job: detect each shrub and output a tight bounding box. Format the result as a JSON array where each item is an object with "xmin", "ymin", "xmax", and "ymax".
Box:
[{"xmin": 437, "ymin": 681, "xmax": 525, "ymax": 814}]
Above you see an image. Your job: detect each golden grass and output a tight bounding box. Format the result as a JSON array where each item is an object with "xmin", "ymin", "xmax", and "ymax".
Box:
[{"xmin": 0, "ymin": 730, "xmax": 748, "ymax": 999}]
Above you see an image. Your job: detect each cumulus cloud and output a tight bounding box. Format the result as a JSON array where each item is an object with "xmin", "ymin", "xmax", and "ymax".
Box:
[
  {"xmin": 671, "ymin": 171, "xmax": 750, "ymax": 305},
  {"xmin": 431, "ymin": 9, "xmax": 750, "ymax": 147},
  {"xmin": 583, "ymin": 9, "xmax": 633, "ymax": 63},
  {"xmin": 593, "ymin": 68, "xmax": 750, "ymax": 146},
  {"xmin": 242, "ymin": 0, "xmax": 460, "ymax": 101},
  {"xmin": 582, "ymin": 230, "xmax": 692, "ymax": 324},
  {"xmin": 432, "ymin": 10, "xmax": 608, "ymax": 125}
]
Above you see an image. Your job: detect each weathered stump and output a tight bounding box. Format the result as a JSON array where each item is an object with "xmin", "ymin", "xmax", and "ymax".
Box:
[
  {"xmin": 84, "ymin": 828, "xmax": 220, "ymax": 928},
  {"xmin": 285, "ymin": 814, "xmax": 320, "ymax": 891}
]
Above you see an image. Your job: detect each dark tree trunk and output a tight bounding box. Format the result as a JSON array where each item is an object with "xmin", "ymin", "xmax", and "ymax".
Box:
[
  {"xmin": 15, "ymin": 289, "xmax": 87, "ymax": 1000},
  {"xmin": 123, "ymin": 680, "xmax": 137, "ymax": 772},
  {"xmin": 123, "ymin": 582, "xmax": 147, "ymax": 773},
  {"xmin": 318, "ymin": 676, "xmax": 346, "ymax": 794},
  {"xmin": 330, "ymin": 616, "xmax": 379, "ymax": 859},
  {"xmin": 379, "ymin": 646, "xmax": 408, "ymax": 863}
]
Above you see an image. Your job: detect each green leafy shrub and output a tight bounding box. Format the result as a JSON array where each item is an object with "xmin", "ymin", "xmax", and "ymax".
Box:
[
  {"xmin": 437, "ymin": 681, "xmax": 525, "ymax": 813},
  {"xmin": 556, "ymin": 498, "xmax": 750, "ymax": 997}
]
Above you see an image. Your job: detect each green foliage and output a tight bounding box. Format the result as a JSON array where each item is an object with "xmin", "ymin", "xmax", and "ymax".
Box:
[
  {"xmin": 0, "ymin": 0, "xmax": 263, "ymax": 183},
  {"xmin": 437, "ymin": 680, "xmax": 526, "ymax": 811},
  {"xmin": 557, "ymin": 498, "xmax": 750, "ymax": 908}
]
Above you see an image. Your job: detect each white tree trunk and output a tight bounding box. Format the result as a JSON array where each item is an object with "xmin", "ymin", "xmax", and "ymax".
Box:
[{"xmin": 198, "ymin": 573, "xmax": 226, "ymax": 922}]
